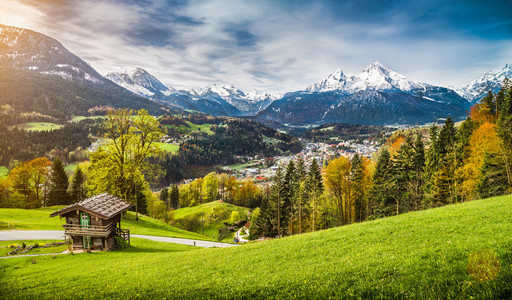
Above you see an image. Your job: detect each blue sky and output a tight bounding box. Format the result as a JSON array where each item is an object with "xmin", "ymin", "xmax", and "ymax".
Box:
[{"xmin": 1, "ymin": 0, "xmax": 511, "ymax": 92}]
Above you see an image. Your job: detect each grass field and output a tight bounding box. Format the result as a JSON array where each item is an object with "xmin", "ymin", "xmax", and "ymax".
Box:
[
  {"xmin": 173, "ymin": 201, "xmax": 250, "ymax": 240},
  {"xmin": 154, "ymin": 142, "xmax": 180, "ymax": 154},
  {"xmin": 11, "ymin": 122, "xmax": 63, "ymax": 131},
  {"xmin": 0, "ymin": 206, "xmax": 210, "ymax": 241},
  {"xmin": 70, "ymin": 116, "xmax": 107, "ymax": 122},
  {"xmin": 165, "ymin": 121, "xmax": 214, "ymax": 135},
  {"xmin": 2, "ymin": 195, "xmax": 511, "ymax": 298},
  {"xmin": 0, "ymin": 166, "xmax": 8, "ymax": 178}
]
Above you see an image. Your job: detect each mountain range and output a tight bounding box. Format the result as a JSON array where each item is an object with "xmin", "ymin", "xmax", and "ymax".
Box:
[{"xmin": 1, "ymin": 23, "xmax": 510, "ymax": 126}]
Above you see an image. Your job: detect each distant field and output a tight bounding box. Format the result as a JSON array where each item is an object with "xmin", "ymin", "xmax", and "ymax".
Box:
[
  {"xmin": 0, "ymin": 166, "xmax": 8, "ymax": 178},
  {"xmin": 64, "ymin": 163, "xmax": 78, "ymax": 173},
  {"xmin": 165, "ymin": 121, "xmax": 214, "ymax": 135},
  {"xmin": 11, "ymin": 122, "xmax": 63, "ymax": 131},
  {"xmin": 70, "ymin": 115, "xmax": 107, "ymax": 122},
  {"xmin": 1, "ymin": 195, "xmax": 511, "ymax": 299},
  {"xmin": 0, "ymin": 207, "xmax": 211, "ymax": 241},
  {"xmin": 154, "ymin": 142, "xmax": 179, "ymax": 154}
]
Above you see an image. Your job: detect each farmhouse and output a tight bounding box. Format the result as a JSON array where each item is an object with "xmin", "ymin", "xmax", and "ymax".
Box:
[{"xmin": 50, "ymin": 193, "xmax": 132, "ymax": 251}]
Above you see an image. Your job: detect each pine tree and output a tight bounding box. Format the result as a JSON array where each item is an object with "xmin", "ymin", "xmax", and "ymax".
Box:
[
  {"xmin": 369, "ymin": 148, "xmax": 393, "ymax": 218},
  {"xmin": 170, "ymin": 185, "xmax": 179, "ymax": 209},
  {"xmin": 282, "ymin": 161, "xmax": 295, "ymax": 235},
  {"xmin": 255, "ymin": 196, "xmax": 273, "ymax": 237},
  {"xmin": 410, "ymin": 133, "xmax": 425, "ymax": 210},
  {"xmin": 308, "ymin": 158, "xmax": 324, "ymax": 231},
  {"xmin": 69, "ymin": 166, "xmax": 86, "ymax": 203},
  {"xmin": 270, "ymin": 167, "xmax": 286, "ymax": 237},
  {"xmin": 160, "ymin": 187, "xmax": 169, "ymax": 208},
  {"xmin": 391, "ymin": 136, "xmax": 414, "ymax": 213},
  {"xmin": 477, "ymin": 152, "xmax": 510, "ymax": 197},
  {"xmin": 47, "ymin": 157, "xmax": 69, "ymax": 206}
]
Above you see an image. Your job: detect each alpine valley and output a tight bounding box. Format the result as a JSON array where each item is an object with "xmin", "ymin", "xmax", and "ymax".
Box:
[{"xmin": 1, "ymin": 23, "xmax": 511, "ymax": 127}]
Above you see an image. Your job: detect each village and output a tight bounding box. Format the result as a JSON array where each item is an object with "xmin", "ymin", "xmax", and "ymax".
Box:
[{"xmin": 221, "ymin": 139, "xmax": 380, "ymax": 182}]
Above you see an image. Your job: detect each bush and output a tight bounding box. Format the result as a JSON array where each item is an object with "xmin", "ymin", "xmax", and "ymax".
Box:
[{"xmin": 114, "ymin": 236, "xmax": 130, "ymax": 249}]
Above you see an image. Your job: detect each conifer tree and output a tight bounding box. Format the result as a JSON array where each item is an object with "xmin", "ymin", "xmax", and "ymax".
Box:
[
  {"xmin": 269, "ymin": 166, "xmax": 286, "ymax": 237},
  {"xmin": 170, "ymin": 185, "xmax": 180, "ymax": 209},
  {"xmin": 160, "ymin": 187, "xmax": 169, "ymax": 208},
  {"xmin": 411, "ymin": 133, "xmax": 425, "ymax": 210},
  {"xmin": 47, "ymin": 157, "xmax": 69, "ymax": 206},
  {"xmin": 283, "ymin": 161, "xmax": 295, "ymax": 235},
  {"xmin": 369, "ymin": 148, "xmax": 393, "ymax": 218},
  {"xmin": 69, "ymin": 166, "xmax": 86, "ymax": 203},
  {"xmin": 433, "ymin": 117, "xmax": 458, "ymax": 205}
]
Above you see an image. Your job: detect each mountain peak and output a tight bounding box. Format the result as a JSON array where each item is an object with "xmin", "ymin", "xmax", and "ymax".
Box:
[
  {"xmin": 306, "ymin": 61, "xmax": 424, "ymax": 93},
  {"xmin": 106, "ymin": 68, "xmax": 174, "ymax": 97},
  {"xmin": 457, "ymin": 63, "xmax": 512, "ymax": 102}
]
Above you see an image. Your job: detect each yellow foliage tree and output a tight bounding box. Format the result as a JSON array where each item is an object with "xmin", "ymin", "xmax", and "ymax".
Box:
[
  {"xmin": 324, "ymin": 156, "xmax": 351, "ymax": 224},
  {"xmin": 457, "ymin": 122, "xmax": 502, "ymax": 200}
]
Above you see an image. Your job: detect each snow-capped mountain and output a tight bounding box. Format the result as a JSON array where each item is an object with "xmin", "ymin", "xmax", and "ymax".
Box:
[
  {"xmin": 256, "ymin": 62, "xmax": 470, "ymax": 126},
  {"xmin": 106, "ymin": 68, "xmax": 175, "ymax": 97},
  {"xmin": 0, "ymin": 24, "xmax": 107, "ymax": 84},
  {"xmin": 0, "ymin": 23, "xmax": 164, "ymax": 116},
  {"xmin": 457, "ymin": 64, "xmax": 512, "ymax": 103},
  {"xmin": 306, "ymin": 61, "xmax": 425, "ymax": 93},
  {"xmin": 191, "ymin": 84, "xmax": 279, "ymax": 115}
]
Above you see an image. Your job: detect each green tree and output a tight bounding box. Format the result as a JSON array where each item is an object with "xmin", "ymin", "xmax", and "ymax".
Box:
[
  {"xmin": 46, "ymin": 157, "xmax": 69, "ymax": 206},
  {"xmin": 160, "ymin": 187, "xmax": 169, "ymax": 208},
  {"xmin": 69, "ymin": 166, "xmax": 86, "ymax": 203},
  {"xmin": 229, "ymin": 211, "xmax": 241, "ymax": 224},
  {"xmin": 88, "ymin": 109, "xmax": 162, "ymax": 219},
  {"xmin": 170, "ymin": 185, "xmax": 179, "ymax": 209},
  {"xmin": 369, "ymin": 148, "xmax": 394, "ymax": 218}
]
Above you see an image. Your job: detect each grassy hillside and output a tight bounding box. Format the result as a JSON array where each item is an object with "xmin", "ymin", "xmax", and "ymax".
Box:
[
  {"xmin": 0, "ymin": 206, "xmax": 210, "ymax": 241},
  {"xmin": 10, "ymin": 122, "xmax": 63, "ymax": 131},
  {"xmin": 2, "ymin": 195, "xmax": 511, "ymax": 299},
  {"xmin": 172, "ymin": 201, "xmax": 250, "ymax": 240},
  {"xmin": 0, "ymin": 165, "xmax": 8, "ymax": 178}
]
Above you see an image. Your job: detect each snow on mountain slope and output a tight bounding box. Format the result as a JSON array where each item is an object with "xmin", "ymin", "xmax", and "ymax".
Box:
[
  {"xmin": 0, "ymin": 24, "xmax": 106, "ymax": 84},
  {"xmin": 457, "ymin": 64, "xmax": 512, "ymax": 103},
  {"xmin": 306, "ymin": 61, "xmax": 425, "ymax": 93},
  {"xmin": 190, "ymin": 84, "xmax": 280, "ymax": 115},
  {"xmin": 106, "ymin": 68, "xmax": 175, "ymax": 97}
]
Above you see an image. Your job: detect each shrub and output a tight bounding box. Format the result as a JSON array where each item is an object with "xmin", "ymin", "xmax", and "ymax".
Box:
[{"xmin": 114, "ymin": 236, "xmax": 129, "ymax": 249}]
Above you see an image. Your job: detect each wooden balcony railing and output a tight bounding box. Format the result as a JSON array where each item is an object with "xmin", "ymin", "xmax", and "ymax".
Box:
[
  {"xmin": 62, "ymin": 224, "xmax": 130, "ymax": 242},
  {"xmin": 62, "ymin": 224, "xmax": 114, "ymax": 237},
  {"xmin": 116, "ymin": 227, "xmax": 130, "ymax": 244}
]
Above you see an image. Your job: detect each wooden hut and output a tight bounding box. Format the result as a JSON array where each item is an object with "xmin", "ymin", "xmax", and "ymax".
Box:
[{"xmin": 50, "ymin": 193, "xmax": 132, "ymax": 251}]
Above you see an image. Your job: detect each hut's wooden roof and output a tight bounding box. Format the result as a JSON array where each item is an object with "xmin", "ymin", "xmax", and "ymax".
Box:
[{"xmin": 50, "ymin": 193, "xmax": 132, "ymax": 219}]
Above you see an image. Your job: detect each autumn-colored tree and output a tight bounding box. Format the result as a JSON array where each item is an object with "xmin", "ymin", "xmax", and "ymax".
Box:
[
  {"xmin": 457, "ymin": 122, "xmax": 502, "ymax": 200},
  {"xmin": 202, "ymin": 172, "xmax": 218, "ymax": 203},
  {"xmin": 324, "ymin": 156, "xmax": 351, "ymax": 225},
  {"xmin": 7, "ymin": 158, "xmax": 51, "ymax": 208}
]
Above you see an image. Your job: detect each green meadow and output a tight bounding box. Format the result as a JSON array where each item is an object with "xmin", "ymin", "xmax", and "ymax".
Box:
[
  {"xmin": 154, "ymin": 142, "xmax": 180, "ymax": 154},
  {"xmin": 0, "ymin": 166, "xmax": 8, "ymax": 178},
  {"xmin": 11, "ymin": 122, "xmax": 63, "ymax": 131},
  {"xmin": 1, "ymin": 195, "xmax": 512, "ymax": 298}
]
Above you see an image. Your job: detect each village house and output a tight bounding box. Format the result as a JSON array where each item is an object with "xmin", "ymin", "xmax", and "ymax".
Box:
[{"xmin": 50, "ymin": 193, "xmax": 132, "ymax": 251}]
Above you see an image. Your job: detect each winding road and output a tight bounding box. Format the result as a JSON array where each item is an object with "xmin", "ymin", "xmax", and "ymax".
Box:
[{"xmin": 0, "ymin": 230, "xmax": 236, "ymax": 248}]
